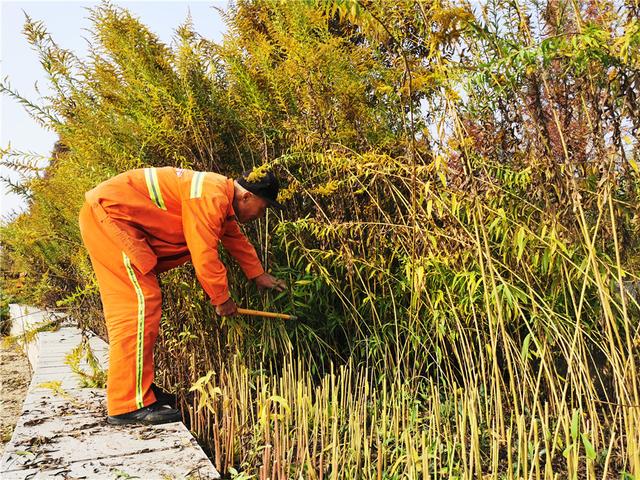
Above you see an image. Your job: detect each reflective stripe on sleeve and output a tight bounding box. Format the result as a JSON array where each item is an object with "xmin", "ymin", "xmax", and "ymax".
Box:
[
  {"xmin": 144, "ymin": 168, "xmax": 167, "ymax": 210},
  {"xmin": 190, "ymin": 171, "xmax": 206, "ymax": 199}
]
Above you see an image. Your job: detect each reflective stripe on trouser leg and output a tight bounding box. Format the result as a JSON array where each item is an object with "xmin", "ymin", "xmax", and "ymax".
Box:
[{"xmin": 122, "ymin": 252, "xmax": 145, "ymax": 410}]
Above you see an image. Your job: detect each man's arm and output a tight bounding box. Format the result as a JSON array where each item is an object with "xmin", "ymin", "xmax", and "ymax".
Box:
[
  {"xmin": 220, "ymin": 220, "xmax": 265, "ymax": 279},
  {"xmin": 221, "ymin": 221, "xmax": 286, "ymax": 292},
  {"xmin": 182, "ymin": 193, "xmax": 233, "ymax": 307}
]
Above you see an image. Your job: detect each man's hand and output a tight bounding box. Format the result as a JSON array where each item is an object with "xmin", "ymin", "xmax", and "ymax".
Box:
[
  {"xmin": 254, "ymin": 273, "xmax": 287, "ymax": 292},
  {"xmin": 216, "ymin": 297, "xmax": 238, "ymax": 317}
]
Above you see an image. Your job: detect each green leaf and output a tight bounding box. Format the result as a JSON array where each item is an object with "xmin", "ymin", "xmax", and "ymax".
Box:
[
  {"xmin": 515, "ymin": 226, "xmax": 527, "ymax": 261},
  {"xmin": 581, "ymin": 433, "xmax": 596, "ymax": 460},
  {"xmin": 521, "ymin": 332, "xmax": 532, "ymax": 361},
  {"xmin": 571, "ymin": 409, "xmax": 580, "ymax": 442}
]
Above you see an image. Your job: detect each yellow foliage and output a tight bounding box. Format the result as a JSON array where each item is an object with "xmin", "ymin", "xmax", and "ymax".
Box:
[
  {"xmin": 245, "ymin": 165, "xmax": 269, "ymax": 182},
  {"xmin": 311, "ymin": 180, "xmax": 340, "ymax": 196}
]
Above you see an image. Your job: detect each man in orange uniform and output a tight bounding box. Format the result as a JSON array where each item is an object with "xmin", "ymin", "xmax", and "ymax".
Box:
[{"xmin": 79, "ymin": 167, "xmax": 286, "ymax": 425}]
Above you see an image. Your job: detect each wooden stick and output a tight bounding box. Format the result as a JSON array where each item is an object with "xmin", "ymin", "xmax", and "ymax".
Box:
[{"xmin": 236, "ymin": 308, "xmax": 297, "ymax": 320}]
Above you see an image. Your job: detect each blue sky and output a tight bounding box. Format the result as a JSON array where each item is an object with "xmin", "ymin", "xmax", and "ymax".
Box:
[{"xmin": 0, "ymin": 0, "xmax": 228, "ymax": 219}]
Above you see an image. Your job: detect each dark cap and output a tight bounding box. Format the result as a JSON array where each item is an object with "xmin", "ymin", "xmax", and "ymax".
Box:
[{"xmin": 237, "ymin": 170, "xmax": 283, "ymax": 210}]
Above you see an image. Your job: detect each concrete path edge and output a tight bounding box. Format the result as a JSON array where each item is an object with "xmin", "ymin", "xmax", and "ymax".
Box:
[{"xmin": 0, "ymin": 304, "xmax": 220, "ymax": 480}]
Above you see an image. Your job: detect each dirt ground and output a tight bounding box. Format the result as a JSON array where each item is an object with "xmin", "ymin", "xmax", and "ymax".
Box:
[{"xmin": 0, "ymin": 341, "xmax": 31, "ymax": 452}]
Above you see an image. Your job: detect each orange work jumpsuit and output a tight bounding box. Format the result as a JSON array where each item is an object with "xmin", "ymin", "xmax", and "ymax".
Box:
[{"xmin": 78, "ymin": 167, "xmax": 264, "ymax": 415}]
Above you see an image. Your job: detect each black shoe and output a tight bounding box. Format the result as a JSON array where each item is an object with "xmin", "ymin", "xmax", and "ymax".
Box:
[
  {"xmin": 151, "ymin": 382, "xmax": 176, "ymax": 407},
  {"xmin": 107, "ymin": 402, "xmax": 182, "ymax": 425}
]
